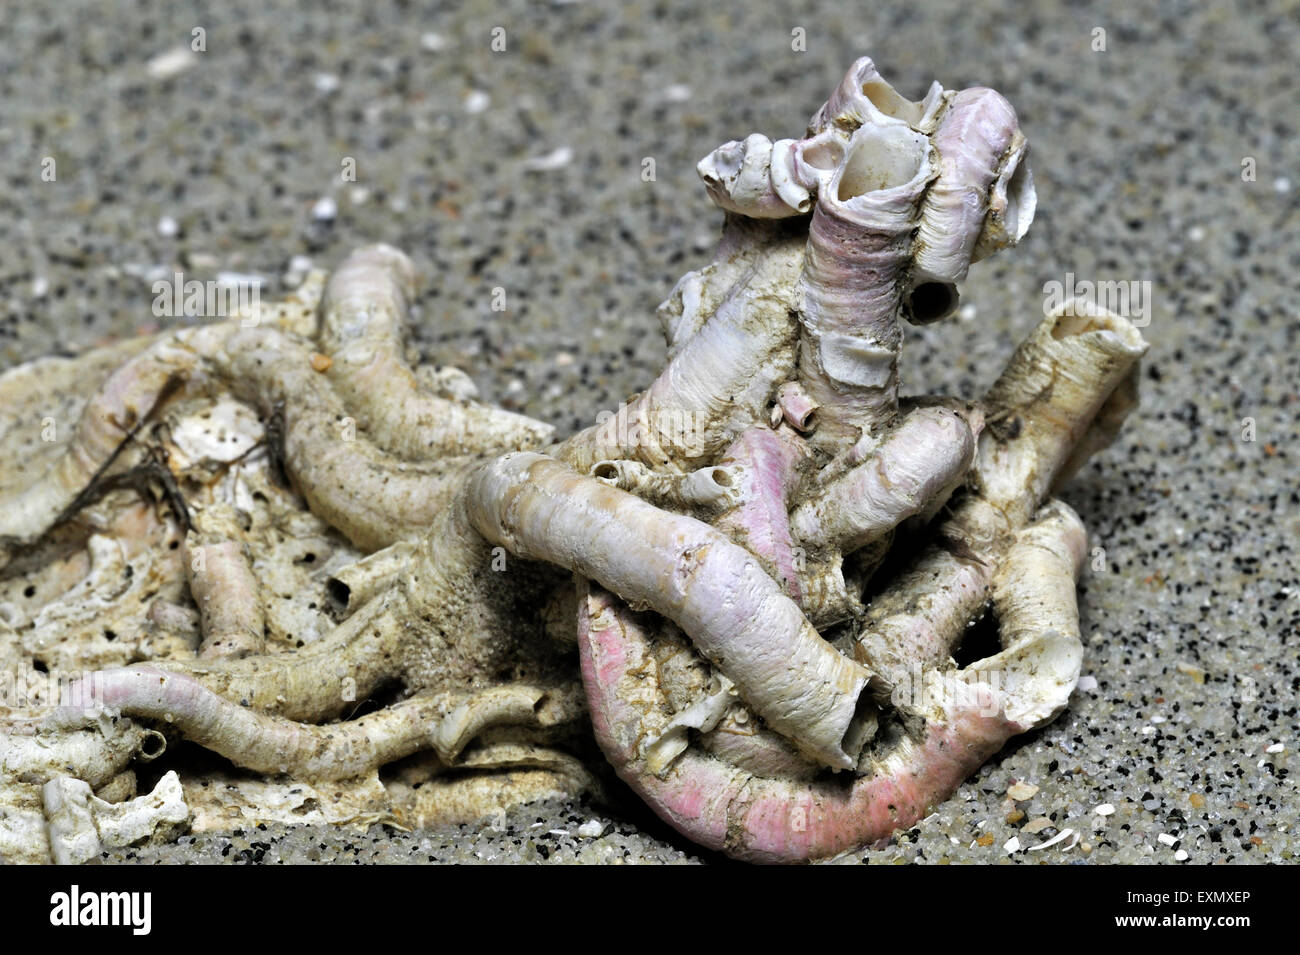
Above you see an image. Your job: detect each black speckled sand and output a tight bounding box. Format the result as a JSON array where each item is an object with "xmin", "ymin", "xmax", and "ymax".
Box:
[{"xmin": 1, "ymin": 0, "xmax": 1294, "ymax": 863}]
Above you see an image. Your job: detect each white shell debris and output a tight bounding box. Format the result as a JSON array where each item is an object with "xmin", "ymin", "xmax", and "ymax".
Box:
[
  {"xmin": 1157, "ymin": 832, "xmax": 1178, "ymax": 846},
  {"xmin": 146, "ymin": 47, "xmax": 198, "ymax": 81},
  {"xmin": 1094, "ymin": 802, "xmax": 1116, "ymax": 816},
  {"xmin": 283, "ymin": 254, "xmax": 316, "ymax": 287},
  {"xmin": 216, "ymin": 270, "xmax": 265, "ymax": 289},
  {"xmin": 167, "ymin": 395, "xmax": 264, "ymax": 467},
  {"xmin": 1265, "ymin": 742, "xmax": 1285, "ymax": 754},
  {"xmin": 43, "ymin": 771, "xmax": 191, "ymax": 866},
  {"xmin": 520, "ymin": 147, "xmax": 574, "ymax": 172},
  {"xmin": 1007, "ymin": 781, "xmax": 1039, "ymax": 800},
  {"xmin": 312, "ymin": 196, "xmax": 339, "ymax": 221},
  {"xmin": 1003, "ymin": 836, "xmax": 1021, "ymax": 854},
  {"xmin": 464, "ymin": 90, "xmax": 491, "ymax": 114},
  {"xmin": 576, "ymin": 819, "xmax": 606, "ymax": 838},
  {"xmin": 1028, "ymin": 827, "xmax": 1075, "ymax": 851}
]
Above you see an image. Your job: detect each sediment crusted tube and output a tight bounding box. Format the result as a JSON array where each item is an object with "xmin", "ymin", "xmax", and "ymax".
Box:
[
  {"xmin": 466, "ymin": 452, "xmax": 875, "ymax": 770},
  {"xmin": 790, "ymin": 405, "xmax": 976, "ymax": 555},
  {"xmin": 146, "ymin": 591, "xmax": 413, "ymax": 722},
  {"xmin": 52, "ymin": 668, "xmax": 548, "ymax": 780},
  {"xmin": 326, "ymin": 540, "xmax": 417, "ymax": 614},
  {"xmin": 657, "ymin": 216, "xmax": 793, "ymax": 356},
  {"xmin": 577, "ymin": 581, "xmax": 1017, "ymax": 863},
  {"xmin": 1, "ymin": 717, "xmax": 157, "ymax": 790},
  {"xmin": 0, "ymin": 312, "xmax": 475, "ymax": 558},
  {"xmin": 795, "ymin": 122, "xmax": 934, "ymax": 448},
  {"xmin": 61, "ymin": 485, "xmax": 517, "ymax": 734},
  {"xmin": 319, "ymin": 245, "xmax": 555, "ymax": 458},
  {"xmin": 975, "ymin": 300, "xmax": 1149, "ymax": 528},
  {"xmin": 0, "ymin": 328, "xmax": 222, "ymax": 550},
  {"xmin": 977, "ymin": 501, "xmax": 1088, "ymax": 728},
  {"xmin": 853, "ymin": 302, "xmax": 1148, "ymax": 682},
  {"xmin": 554, "ymin": 227, "xmax": 806, "ymax": 474},
  {"xmin": 1, "ymin": 717, "xmax": 161, "ymax": 865},
  {"xmin": 184, "ymin": 537, "xmax": 265, "ymax": 659},
  {"xmin": 0, "ymin": 337, "xmax": 157, "ymax": 557},
  {"xmin": 0, "ymin": 273, "xmax": 330, "ymax": 564},
  {"xmin": 214, "ymin": 327, "xmax": 476, "ymax": 551}
]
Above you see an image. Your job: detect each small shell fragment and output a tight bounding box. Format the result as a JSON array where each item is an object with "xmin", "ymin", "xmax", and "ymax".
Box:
[
  {"xmin": 1028, "ymin": 828, "xmax": 1074, "ymax": 851},
  {"xmin": 576, "ymin": 819, "xmax": 606, "ymax": 838},
  {"xmin": 146, "ymin": 47, "xmax": 198, "ymax": 81},
  {"xmin": 520, "ymin": 147, "xmax": 574, "ymax": 172},
  {"xmin": 1007, "ymin": 781, "xmax": 1039, "ymax": 801}
]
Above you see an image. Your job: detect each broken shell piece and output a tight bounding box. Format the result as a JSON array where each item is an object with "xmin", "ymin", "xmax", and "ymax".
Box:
[
  {"xmin": 43, "ymin": 770, "xmax": 190, "ymax": 865},
  {"xmin": 642, "ymin": 675, "xmax": 735, "ymax": 776}
]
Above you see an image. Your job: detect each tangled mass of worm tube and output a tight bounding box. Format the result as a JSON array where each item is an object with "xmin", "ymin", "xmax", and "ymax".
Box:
[{"xmin": 0, "ymin": 58, "xmax": 1146, "ymax": 863}]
